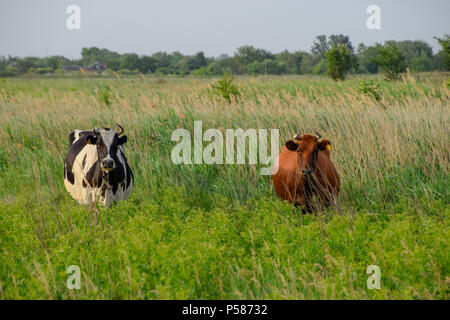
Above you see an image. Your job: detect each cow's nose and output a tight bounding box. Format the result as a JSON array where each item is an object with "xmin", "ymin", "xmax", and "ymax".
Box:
[
  {"xmin": 101, "ymin": 159, "xmax": 115, "ymax": 171},
  {"xmin": 302, "ymin": 169, "xmax": 312, "ymax": 175}
]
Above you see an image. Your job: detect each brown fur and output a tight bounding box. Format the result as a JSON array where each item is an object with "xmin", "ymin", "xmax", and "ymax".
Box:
[{"xmin": 272, "ymin": 134, "xmax": 340, "ymax": 211}]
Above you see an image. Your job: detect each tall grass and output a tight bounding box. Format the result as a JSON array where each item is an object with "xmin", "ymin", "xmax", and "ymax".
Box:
[{"xmin": 0, "ymin": 73, "xmax": 448, "ymax": 299}]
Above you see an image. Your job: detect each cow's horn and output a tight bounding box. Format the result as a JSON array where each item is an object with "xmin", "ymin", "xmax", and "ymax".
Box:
[
  {"xmin": 316, "ymin": 131, "xmax": 322, "ymax": 139},
  {"xmin": 294, "ymin": 133, "xmax": 302, "ymax": 140},
  {"xmin": 117, "ymin": 124, "xmax": 124, "ymax": 136}
]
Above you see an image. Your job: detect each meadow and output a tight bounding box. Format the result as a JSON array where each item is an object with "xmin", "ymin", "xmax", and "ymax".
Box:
[{"xmin": 0, "ymin": 73, "xmax": 448, "ymax": 299}]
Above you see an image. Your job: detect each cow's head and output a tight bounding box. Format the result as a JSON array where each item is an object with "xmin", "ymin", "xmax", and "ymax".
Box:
[
  {"xmin": 85, "ymin": 124, "xmax": 128, "ymax": 172},
  {"xmin": 285, "ymin": 132, "xmax": 331, "ymax": 176}
]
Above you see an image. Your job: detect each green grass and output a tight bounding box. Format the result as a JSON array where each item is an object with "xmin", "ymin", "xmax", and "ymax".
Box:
[{"xmin": 0, "ymin": 73, "xmax": 449, "ymax": 299}]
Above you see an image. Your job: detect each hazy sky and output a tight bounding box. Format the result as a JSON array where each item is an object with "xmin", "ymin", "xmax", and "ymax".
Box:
[{"xmin": 1, "ymin": 0, "xmax": 449, "ymax": 59}]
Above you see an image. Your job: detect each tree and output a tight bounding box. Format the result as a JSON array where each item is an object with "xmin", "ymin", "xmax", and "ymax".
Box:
[
  {"xmin": 275, "ymin": 50, "xmax": 304, "ymax": 74},
  {"xmin": 411, "ymin": 56, "xmax": 435, "ymax": 72},
  {"xmin": 299, "ymin": 53, "xmax": 315, "ymax": 74},
  {"xmin": 189, "ymin": 52, "xmax": 207, "ymax": 70},
  {"xmin": 81, "ymin": 47, "xmax": 121, "ymax": 70},
  {"xmin": 262, "ymin": 59, "xmax": 283, "ymax": 75},
  {"xmin": 206, "ymin": 62, "xmax": 222, "ymax": 76},
  {"xmin": 356, "ymin": 43, "xmax": 379, "ymax": 74},
  {"xmin": 41, "ymin": 56, "xmax": 69, "ymax": 71},
  {"xmin": 385, "ymin": 40, "xmax": 433, "ymax": 66},
  {"xmin": 311, "ymin": 34, "xmax": 354, "ymax": 58},
  {"xmin": 235, "ymin": 46, "xmax": 273, "ymax": 73},
  {"xmin": 434, "ymin": 35, "xmax": 450, "ymax": 70},
  {"xmin": 328, "ymin": 34, "xmax": 354, "ymax": 53},
  {"xmin": 247, "ymin": 60, "xmax": 264, "ymax": 75},
  {"xmin": 311, "ymin": 35, "xmax": 329, "ymax": 58},
  {"xmin": 139, "ymin": 56, "xmax": 157, "ymax": 74},
  {"xmin": 120, "ymin": 53, "xmax": 140, "ymax": 71},
  {"xmin": 324, "ymin": 45, "xmax": 357, "ymax": 80},
  {"xmin": 16, "ymin": 57, "xmax": 37, "ymax": 73},
  {"xmin": 375, "ymin": 44, "xmax": 407, "ymax": 80}
]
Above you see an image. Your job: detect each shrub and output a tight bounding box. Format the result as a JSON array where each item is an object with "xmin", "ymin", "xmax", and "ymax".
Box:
[
  {"xmin": 0, "ymin": 65, "xmax": 18, "ymax": 77},
  {"xmin": 210, "ymin": 72, "xmax": 240, "ymax": 102},
  {"xmin": 312, "ymin": 58, "xmax": 327, "ymax": 75},
  {"xmin": 95, "ymin": 86, "xmax": 113, "ymax": 106},
  {"xmin": 118, "ymin": 69, "xmax": 139, "ymax": 75},
  {"xmin": 324, "ymin": 45, "xmax": 357, "ymax": 80},
  {"xmin": 190, "ymin": 67, "xmax": 208, "ymax": 76},
  {"xmin": 36, "ymin": 67, "xmax": 52, "ymax": 75},
  {"xmin": 375, "ymin": 44, "xmax": 407, "ymax": 80},
  {"xmin": 357, "ymin": 80, "xmax": 381, "ymax": 101}
]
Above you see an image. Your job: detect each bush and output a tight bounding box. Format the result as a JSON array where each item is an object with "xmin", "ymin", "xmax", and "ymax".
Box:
[
  {"xmin": 357, "ymin": 80, "xmax": 381, "ymax": 101},
  {"xmin": 210, "ymin": 72, "xmax": 240, "ymax": 102},
  {"xmin": 206, "ymin": 62, "xmax": 222, "ymax": 76},
  {"xmin": 375, "ymin": 44, "xmax": 407, "ymax": 80},
  {"xmin": 95, "ymin": 86, "xmax": 113, "ymax": 106},
  {"xmin": 118, "ymin": 69, "xmax": 139, "ymax": 75},
  {"xmin": 324, "ymin": 45, "xmax": 357, "ymax": 80},
  {"xmin": 0, "ymin": 65, "xmax": 18, "ymax": 77},
  {"xmin": 36, "ymin": 67, "xmax": 52, "ymax": 75},
  {"xmin": 190, "ymin": 67, "xmax": 208, "ymax": 76},
  {"xmin": 312, "ymin": 58, "xmax": 327, "ymax": 75}
]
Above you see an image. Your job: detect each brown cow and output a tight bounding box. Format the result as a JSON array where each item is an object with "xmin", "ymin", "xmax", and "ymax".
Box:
[{"xmin": 272, "ymin": 132, "xmax": 340, "ymax": 212}]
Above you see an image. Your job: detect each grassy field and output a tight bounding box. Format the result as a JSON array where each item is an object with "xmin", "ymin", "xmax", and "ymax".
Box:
[{"xmin": 0, "ymin": 73, "xmax": 448, "ymax": 299}]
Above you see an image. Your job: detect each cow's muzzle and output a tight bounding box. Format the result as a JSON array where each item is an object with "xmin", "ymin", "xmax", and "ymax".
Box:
[
  {"xmin": 101, "ymin": 158, "xmax": 115, "ymax": 172},
  {"xmin": 302, "ymin": 169, "xmax": 313, "ymax": 176}
]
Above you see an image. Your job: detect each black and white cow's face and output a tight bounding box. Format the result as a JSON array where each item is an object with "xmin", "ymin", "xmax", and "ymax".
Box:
[
  {"xmin": 64, "ymin": 124, "xmax": 134, "ymax": 207},
  {"xmin": 86, "ymin": 128, "xmax": 128, "ymax": 172}
]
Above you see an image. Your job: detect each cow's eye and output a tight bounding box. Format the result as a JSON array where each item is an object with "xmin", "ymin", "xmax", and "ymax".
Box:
[{"xmin": 86, "ymin": 135, "xmax": 98, "ymax": 145}]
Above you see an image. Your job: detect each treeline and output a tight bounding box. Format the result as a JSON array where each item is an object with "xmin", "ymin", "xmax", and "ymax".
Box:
[{"xmin": 1, "ymin": 34, "xmax": 449, "ymax": 77}]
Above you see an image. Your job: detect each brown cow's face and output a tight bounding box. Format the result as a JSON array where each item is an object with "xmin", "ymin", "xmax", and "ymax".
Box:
[{"xmin": 285, "ymin": 134, "xmax": 331, "ymax": 176}]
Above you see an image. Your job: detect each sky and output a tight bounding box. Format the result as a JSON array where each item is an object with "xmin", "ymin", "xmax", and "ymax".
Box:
[{"xmin": 1, "ymin": 0, "xmax": 449, "ymax": 59}]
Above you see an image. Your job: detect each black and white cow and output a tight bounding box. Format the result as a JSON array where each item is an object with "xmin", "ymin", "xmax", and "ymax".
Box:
[{"xmin": 64, "ymin": 125, "xmax": 134, "ymax": 208}]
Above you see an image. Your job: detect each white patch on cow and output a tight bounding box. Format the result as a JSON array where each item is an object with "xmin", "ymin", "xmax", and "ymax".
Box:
[
  {"xmin": 99, "ymin": 129, "xmax": 115, "ymax": 154},
  {"xmin": 64, "ymin": 144, "xmax": 98, "ymax": 206}
]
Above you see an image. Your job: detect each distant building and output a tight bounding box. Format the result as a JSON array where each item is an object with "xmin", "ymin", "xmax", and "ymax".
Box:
[
  {"xmin": 62, "ymin": 65, "xmax": 84, "ymax": 72},
  {"xmin": 87, "ymin": 61, "xmax": 107, "ymax": 73},
  {"xmin": 62, "ymin": 62, "xmax": 107, "ymax": 74}
]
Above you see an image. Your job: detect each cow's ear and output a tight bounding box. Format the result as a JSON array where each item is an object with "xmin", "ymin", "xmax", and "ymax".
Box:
[
  {"xmin": 285, "ymin": 140, "xmax": 298, "ymax": 151},
  {"xmin": 86, "ymin": 135, "xmax": 98, "ymax": 145},
  {"xmin": 318, "ymin": 140, "xmax": 331, "ymax": 151},
  {"xmin": 118, "ymin": 135, "xmax": 128, "ymax": 145}
]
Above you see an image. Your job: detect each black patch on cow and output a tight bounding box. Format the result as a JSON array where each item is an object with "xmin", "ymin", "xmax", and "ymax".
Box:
[
  {"xmin": 69, "ymin": 131, "xmax": 76, "ymax": 146},
  {"xmin": 85, "ymin": 153, "xmax": 126, "ymax": 196},
  {"xmin": 86, "ymin": 160, "xmax": 102, "ymax": 188},
  {"xmin": 82, "ymin": 154, "xmax": 87, "ymax": 169},
  {"xmin": 82, "ymin": 180, "xmax": 87, "ymax": 188},
  {"xmin": 64, "ymin": 131, "xmax": 93, "ymax": 185},
  {"xmin": 120, "ymin": 149, "xmax": 133, "ymax": 189}
]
